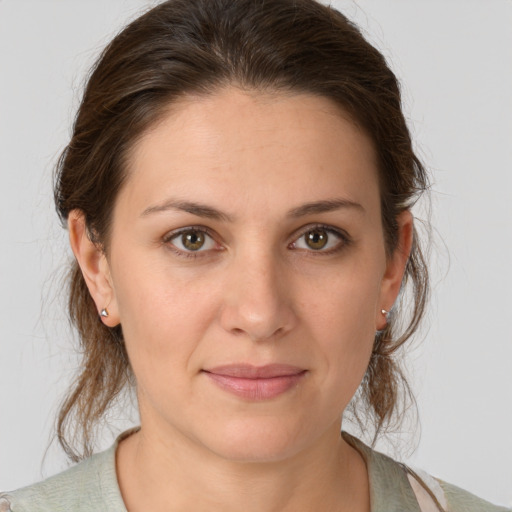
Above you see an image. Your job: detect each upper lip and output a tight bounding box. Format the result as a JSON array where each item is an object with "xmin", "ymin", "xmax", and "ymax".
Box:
[{"xmin": 203, "ymin": 364, "xmax": 306, "ymax": 379}]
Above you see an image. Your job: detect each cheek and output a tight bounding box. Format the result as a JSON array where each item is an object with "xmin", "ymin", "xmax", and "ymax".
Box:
[
  {"xmin": 110, "ymin": 250, "xmax": 221, "ymax": 378},
  {"xmin": 304, "ymin": 258, "xmax": 382, "ymax": 389},
  {"xmin": 308, "ymin": 250, "xmax": 382, "ymax": 330}
]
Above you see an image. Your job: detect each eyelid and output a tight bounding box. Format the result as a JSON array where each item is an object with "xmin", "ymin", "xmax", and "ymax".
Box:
[
  {"xmin": 163, "ymin": 225, "xmax": 214, "ymax": 243},
  {"xmin": 163, "ymin": 226, "xmax": 222, "ymax": 258},
  {"xmin": 289, "ymin": 223, "xmax": 351, "ymax": 253},
  {"xmin": 162, "ymin": 223, "xmax": 351, "ymax": 259}
]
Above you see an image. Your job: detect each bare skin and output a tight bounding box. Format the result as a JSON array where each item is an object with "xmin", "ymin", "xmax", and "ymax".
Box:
[
  {"xmin": 69, "ymin": 87, "xmax": 412, "ymax": 511},
  {"xmin": 116, "ymin": 421, "xmax": 369, "ymax": 512}
]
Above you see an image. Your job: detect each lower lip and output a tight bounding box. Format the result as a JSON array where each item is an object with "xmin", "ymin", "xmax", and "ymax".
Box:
[{"xmin": 204, "ymin": 371, "xmax": 306, "ymax": 400}]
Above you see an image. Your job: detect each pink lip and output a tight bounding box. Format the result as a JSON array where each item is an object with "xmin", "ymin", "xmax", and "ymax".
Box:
[{"xmin": 203, "ymin": 364, "xmax": 307, "ymax": 400}]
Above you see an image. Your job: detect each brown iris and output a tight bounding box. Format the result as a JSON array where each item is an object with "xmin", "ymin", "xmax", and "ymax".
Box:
[
  {"xmin": 305, "ymin": 229, "xmax": 328, "ymax": 250},
  {"xmin": 182, "ymin": 230, "xmax": 205, "ymax": 251}
]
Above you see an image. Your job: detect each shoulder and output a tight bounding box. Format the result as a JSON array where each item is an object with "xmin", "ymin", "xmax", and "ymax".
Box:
[
  {"xmin": 342, "ymin": 431, "xmax": 510, "ymax": 512},
  {"xmin": 0, "ymin": 445, "xmax": 126, "ymax": 512},
  {"xmin": 407, "ymin": 467, "xmax": 511, "ymax": 512},
  {"xmin": 438, "ymin": 479, "xmax": 511, "ymax": 512}
]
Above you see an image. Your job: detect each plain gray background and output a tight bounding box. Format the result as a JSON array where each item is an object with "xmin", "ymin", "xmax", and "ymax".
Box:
[{"xmin": 1, "ymin": 0, "xmax": 511, "ymax": 506}]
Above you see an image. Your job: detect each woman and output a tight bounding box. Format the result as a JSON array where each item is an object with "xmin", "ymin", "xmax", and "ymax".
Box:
[{"xmin": 1, "ymin": 0, "xmax": 509, "ymax": 510}]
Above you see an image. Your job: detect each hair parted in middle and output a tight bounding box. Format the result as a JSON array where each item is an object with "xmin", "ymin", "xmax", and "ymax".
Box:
[{"xmin": 54, "ymin": 0, "xmax": 429, "ymax": 462}]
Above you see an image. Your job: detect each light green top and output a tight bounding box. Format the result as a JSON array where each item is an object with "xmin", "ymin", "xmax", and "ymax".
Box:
[{"xmin": 1, "ymin": 431, "xmax": 509, "ymax": 511}]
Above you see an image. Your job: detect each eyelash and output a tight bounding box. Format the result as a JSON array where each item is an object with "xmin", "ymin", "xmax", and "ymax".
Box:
[
  {"xmin": 163, "ymin": 224, "xmax": 351, "ymax": 260},
  {"xmin": 288, "ymin": 223, "xmax": 351, "ymax": 255},
  {"xmin": 162, "ymin": 225, "xmax": 220, "ymax": 260}
]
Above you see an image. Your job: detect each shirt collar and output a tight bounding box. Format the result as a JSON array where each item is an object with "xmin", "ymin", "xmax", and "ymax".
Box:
[{"xmin": 342, "ymin": 431, "xmax": 422, "ymax": 512}]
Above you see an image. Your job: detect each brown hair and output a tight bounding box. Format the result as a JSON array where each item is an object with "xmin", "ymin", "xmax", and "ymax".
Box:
[{"xmin": 55, "ymin": 0, "xmax": 429, "ymax": 462}]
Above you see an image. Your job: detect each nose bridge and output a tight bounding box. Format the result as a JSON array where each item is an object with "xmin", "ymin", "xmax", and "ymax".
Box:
[{"xmin": 220, "ymin": 242, "xmax": 295, "ymax": 341}]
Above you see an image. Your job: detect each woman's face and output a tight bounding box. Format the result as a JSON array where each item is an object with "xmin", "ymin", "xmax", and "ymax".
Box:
[{"xmin": 76, "ymin": 88, "xmax": 410, "ymax": 462}]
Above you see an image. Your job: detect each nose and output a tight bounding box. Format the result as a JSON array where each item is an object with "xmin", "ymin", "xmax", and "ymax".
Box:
[{"xmin": 219, "ymin": 248, "xmax": 297, "ymax": 342}]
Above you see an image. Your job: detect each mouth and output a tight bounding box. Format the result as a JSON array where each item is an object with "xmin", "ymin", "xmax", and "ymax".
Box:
[{"xmin": 202, "ymin": 364, "xmax": 307, "ymax": 400}]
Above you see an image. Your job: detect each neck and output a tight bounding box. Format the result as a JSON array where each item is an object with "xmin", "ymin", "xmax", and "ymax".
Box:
[{"xmin": 116, "ymin": 421, "xmax": 370, "ymax": 512}]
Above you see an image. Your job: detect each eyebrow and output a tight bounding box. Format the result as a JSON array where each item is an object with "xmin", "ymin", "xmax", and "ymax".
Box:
[
  {"xmin": 287, "ymin": 199, "xmax": 365, "ymax": 218},
  {"xmin": 140, "ymin": 197, "xmax": 364, "ymax": 221},
  {"xmin": 141, "ymin": 199, "xmax": 234, "ymax": 222}
]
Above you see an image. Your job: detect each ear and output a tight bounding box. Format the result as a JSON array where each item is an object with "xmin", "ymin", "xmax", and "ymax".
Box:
[
  {"xmin": 376, "ymin": 210, "xmax": 414, "ymax": 330},
  {"xmin": 68, "ymin": 210, "xmax": 120, "ymax": 327}
]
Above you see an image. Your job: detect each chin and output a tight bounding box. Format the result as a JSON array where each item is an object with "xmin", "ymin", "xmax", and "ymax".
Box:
[{"xmin": 197, "ymin": 416, "xmax": 316, "ymax": 464}]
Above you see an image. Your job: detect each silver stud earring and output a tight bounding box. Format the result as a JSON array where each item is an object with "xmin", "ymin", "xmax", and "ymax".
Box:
[
  {"xmin": 100, "ymin": 308, "xmax": 109, "ymax": 318},
  {"xmin": 381, "ymin": 309, "xmax": 389, "ymax": 316}
]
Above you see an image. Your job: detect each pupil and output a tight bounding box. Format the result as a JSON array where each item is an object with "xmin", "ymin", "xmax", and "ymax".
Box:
[
  {"xmin": 183, "ymin": 231, "xmax": 204, "ymax": 250},
  {"xmin": 307, "ymin": 229, "xmax": 327, "ymax": 249}
]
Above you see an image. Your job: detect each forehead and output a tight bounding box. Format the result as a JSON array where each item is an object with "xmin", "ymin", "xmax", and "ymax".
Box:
[{"xmin": 119, "ymin": 87, "xmax": 380, "ymax": 219}]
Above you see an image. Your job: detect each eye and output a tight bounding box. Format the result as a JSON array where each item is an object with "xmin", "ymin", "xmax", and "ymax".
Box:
[
  {"xmin": 291, "ymin": 226, "xmax": 346, "ymax": 252},
  {"xmin": 167, "ymin": 228, "xmax": 217, "ymax": 253}
]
